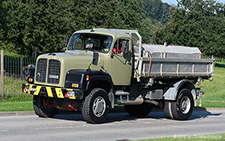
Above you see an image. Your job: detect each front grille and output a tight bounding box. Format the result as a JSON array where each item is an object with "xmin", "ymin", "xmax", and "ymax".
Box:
[
  {"xmin": 35, "ymin": 58, "xmax": 61, "ymax": 84},
  {"xmin": 36, "ymin": 59, "xmax": 47, "ymax": 83},
  {"xmin": 47, "ymin": 59, "xmax": 61, "ymax": 84}
]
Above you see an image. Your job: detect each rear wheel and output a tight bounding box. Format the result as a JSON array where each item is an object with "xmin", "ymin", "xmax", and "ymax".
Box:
[
  {"xmin": 33, "ymin": 96, "xmax": 58, "ymax": 118},
  {"xmin": 82, "ymin": 88, "xmax": 110, "ymax": 123},
  {"xmin": 164, "ymin": 89, "xmax": 194, "ymax": 120},
  {"xmin": 124, "ymin": 103, "xmax": 153, "ymax": 116}
]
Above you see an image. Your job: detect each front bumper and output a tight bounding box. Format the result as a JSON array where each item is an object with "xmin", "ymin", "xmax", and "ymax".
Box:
[{"xmin": 22, "ymin": 83, "xmax": 84, "ymax": 100}]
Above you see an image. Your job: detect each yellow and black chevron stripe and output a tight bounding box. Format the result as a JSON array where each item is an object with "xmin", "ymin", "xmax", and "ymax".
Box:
[{"xmin": 23, "ymin": 84, "xmax": 76, "ymax": 99}]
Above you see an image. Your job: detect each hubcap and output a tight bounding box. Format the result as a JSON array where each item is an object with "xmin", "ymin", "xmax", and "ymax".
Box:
[
  {"xmin": 92, "ymin": 96, "xmax": 106, "ymax": 117},
  {"xmin": 180, "ymin": 96, "xmax": 191, "ymax": 114}
]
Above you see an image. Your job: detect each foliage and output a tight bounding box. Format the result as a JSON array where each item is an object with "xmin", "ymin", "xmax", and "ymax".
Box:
[
  {"xmin": 2, "ymin": 0, "xmax": 224, "ymax": 58},
  {"xmin": 153, "ymin": 0, "xmax": 225, "ymax": 58},
  {"xmin": 0, "ymin": 0, "xmax": 170, "ymax": 55},
  {"xmin": 0, "ymin": 0, "xmax": 72, "ymax": 55},
  {"xmin": 141, "ymin": 0, "xmax": 171, "ymax": 24},
  {"xmin": 138, "ymin": 18, "xmax": 161, "ymax": 43}
]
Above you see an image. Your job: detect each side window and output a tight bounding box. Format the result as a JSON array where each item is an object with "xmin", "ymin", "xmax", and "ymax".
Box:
[
  {"xmin": 121, "ymin": 39, "xmax": 129, "ymax": 54},
  {"xmin": 113, "ymin": 39, "xmax": 129, "ymax": 54},
  {"xmin": 112, "ymin": 41, "xmax": 118, "ymax": 54}
]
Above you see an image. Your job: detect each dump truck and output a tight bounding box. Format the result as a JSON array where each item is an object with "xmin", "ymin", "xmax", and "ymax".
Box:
[{"xmin": 23, "ymin": 28, "xmax": 215, "ymax": 123}]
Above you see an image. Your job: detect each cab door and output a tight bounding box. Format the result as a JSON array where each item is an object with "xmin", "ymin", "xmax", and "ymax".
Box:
[{"xmin": 109, "ymin": 39, "xmax": 133, "ymax": 86}]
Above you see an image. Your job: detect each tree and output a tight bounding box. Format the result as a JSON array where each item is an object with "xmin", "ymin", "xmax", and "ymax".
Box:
[
  {"xmin": 0, "ymin": 1, "xmax": 6, "ymax": 47},
  {"xmin": 0, "ymin": 0, "xmax": 167, "ymax": 55},
  {"xmin": 153, "ymin": 0, "xmax": 225, "ymax": 58},
  {"xmin": 138, "ymin": 18, "xmax": 160, "ymax": 43},
  {"xmin": 1, "ymin": 0, "xmax": 73, "ymax": 55},
  {"xmin": 141, "ymin": 0, "xmax": 171, "ymax": 24}
]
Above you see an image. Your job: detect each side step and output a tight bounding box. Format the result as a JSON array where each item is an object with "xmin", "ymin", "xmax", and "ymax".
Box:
[{"xmin": 115, "ymin": 90, "xmax": 144, "ymax": 105}]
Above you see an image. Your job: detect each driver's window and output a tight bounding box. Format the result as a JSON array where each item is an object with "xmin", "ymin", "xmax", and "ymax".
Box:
[{"xmin": 112, "ymin": 41, "xmax": 118, "ymax": 54}]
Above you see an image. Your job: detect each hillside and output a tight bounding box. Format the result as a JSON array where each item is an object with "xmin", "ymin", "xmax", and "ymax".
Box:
[
  {"xmin": 1, "ymin": 0, "xmax": 224, "ymax": 58},
  {"xmin": 0, "ymin": 0, "xmax": 170, "ymax": 56}
]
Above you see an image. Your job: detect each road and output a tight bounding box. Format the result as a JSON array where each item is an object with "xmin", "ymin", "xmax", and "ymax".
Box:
[{"xmin": 0, "ymin": 108, "xmax": 225, "ymax": 141}]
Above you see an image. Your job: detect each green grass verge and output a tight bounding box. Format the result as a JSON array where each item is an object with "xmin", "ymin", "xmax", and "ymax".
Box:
[
  {"xmin": 2, "ymin": 76, "xmax": 27, "ymax": 99},
  {"xmin": 0, "ymin": 75, "xmax": 33, "ymax": 112},
  {"xmin": 0, "ymin": 100, "xmax": 33, "ymax": 112},
  {"xmin": 196, "ymin": 62, "xmax": 225, "ymax": 108},
  {"xmin": 137, "ymin": 133, "xmax": 225, "ymax": 141}
]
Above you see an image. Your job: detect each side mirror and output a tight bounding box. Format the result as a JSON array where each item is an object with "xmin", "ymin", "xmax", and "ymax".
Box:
[{"xmin": 92, "ymin": 52, "xmax": 99, "ymax": 65}]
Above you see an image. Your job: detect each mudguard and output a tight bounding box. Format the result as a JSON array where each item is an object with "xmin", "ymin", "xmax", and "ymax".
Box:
[{"xmin": 163, "ymin": 79, "xmax": 196, "ymax": 104}]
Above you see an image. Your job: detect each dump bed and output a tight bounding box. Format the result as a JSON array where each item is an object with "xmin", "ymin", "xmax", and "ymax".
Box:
[
  {"xmin": 102, "ymin": 29, "xmax": 215, "ymax": 81},
  {"xmin": 134, "ymin": 44, "xmax": 215, "ymax": 80}
]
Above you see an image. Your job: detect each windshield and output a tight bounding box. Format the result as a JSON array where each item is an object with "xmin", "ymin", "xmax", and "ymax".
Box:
[{"xmin": 67, "ymin": 33, "xmax": 113, "ymax": 53}]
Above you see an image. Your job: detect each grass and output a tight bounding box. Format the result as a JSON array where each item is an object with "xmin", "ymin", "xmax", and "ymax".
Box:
[
  {"xmin": 0, "ymin": 100, "xmax": 33, "ymax": 112},
  {"xmin": 1, "ymin": 76, "xmax": 27, "ymax": 99},
  {"xmin": 137, "ymin": 133, "xmax": 225, "ymax": 141},
  {"xmin": 0, "ymin": 75, "xmax": 33, "ymax": 111},
  {"xmin": 196, "ymin": 62, "xmax": 225, "ymax": 107}
]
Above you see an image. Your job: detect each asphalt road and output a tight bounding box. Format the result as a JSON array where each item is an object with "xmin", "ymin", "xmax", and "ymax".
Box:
[{"xmin": 0, "ymin": 108, "xmax": 225, "ymax": 141}]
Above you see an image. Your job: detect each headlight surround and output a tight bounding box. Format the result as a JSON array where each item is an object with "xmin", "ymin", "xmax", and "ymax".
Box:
[{"xmin": 65, "ymin": 70, "xmax": 87, "ymax": 89}]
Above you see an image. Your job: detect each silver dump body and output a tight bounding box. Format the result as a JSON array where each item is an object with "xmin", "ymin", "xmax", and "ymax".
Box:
[{"xmin": 134, "ymin": 44, "xmax": 215, "ymax": 80}]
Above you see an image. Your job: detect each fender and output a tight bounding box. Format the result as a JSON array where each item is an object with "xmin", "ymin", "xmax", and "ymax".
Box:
[
  {"xmin": 65, "ymin": 70, "xmax": 114, "ymax": 92},
  {"xmin": 86, "ymin": 72, "xmax": 114, "ymax": 92},
  {"xmin": 86, "ymin": 72, "xmax": 115, "ymax": 108},
  {"xmin": 163, "ymin": 79, "xmax": 197, "ymax": 104}
]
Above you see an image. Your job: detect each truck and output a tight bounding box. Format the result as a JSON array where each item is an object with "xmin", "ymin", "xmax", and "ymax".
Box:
[{"xmin": 22, "ymin": 28, "xmax": 215, "ymax": 123}]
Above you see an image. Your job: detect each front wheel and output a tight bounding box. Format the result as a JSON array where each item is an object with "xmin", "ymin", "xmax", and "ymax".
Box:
[
  {"xmin": 81, "ymin": 88, "xmax": 110, "ymax": 123},
  {"xmin": 33, "ymin": 96, "xmax": 58, "ymax": 118},
  {"xmin": 164, "ymin": 89, "xmax": 194, "ymax": 120}
]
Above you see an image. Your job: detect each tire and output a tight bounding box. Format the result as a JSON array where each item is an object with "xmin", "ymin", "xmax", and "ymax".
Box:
[
  {"xmin": 33, "ymin": 96, "xmax": 58, "ymax": 118},
  {"xmin": 124, "ymin": 103, "xmax": 153, "ymax": 116},
  {"xmin": 164, "ymin": 89, "xmax": 194, "ymax": 120},
  {"xmin": 81, "ymin": 88, "xmax": 110, "ymax": 123}
]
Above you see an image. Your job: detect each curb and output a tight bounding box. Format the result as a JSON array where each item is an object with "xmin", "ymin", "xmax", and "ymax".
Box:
[
  {"xmin": 0, "ymin": 111, "xmax": 35, "ymax": 117},
  {"xmin": 0, "ymin": 107, "xmax": 224, "ymax": 117}
]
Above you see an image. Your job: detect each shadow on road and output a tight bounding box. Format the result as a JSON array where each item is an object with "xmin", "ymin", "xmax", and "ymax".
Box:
[
  {"xmin": 189, "ymin": 107, "xmax": 222, "ymax": 120},
  {"xmin": 52, "ymin": 107, "xmax": 222, "ymax": 123}
]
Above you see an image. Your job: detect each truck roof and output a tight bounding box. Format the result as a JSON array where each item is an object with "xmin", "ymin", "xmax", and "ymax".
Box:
[{"xmin": 74, "ymin": 28, "xmax": 131, "ymax": 39}]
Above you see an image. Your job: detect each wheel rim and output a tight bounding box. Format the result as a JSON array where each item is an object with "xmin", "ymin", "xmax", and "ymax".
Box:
[
  {"xmin": 92, "ymin": 96, "xmax": 106, "ymax": 117},
  {"xmin": 180, "ymin": 96, "xmax": 191, "ymax": 114}
]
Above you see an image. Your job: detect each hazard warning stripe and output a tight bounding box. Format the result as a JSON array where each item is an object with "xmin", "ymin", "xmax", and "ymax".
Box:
[
  {"xmin": 46, "ymin": 87, "xmax": 53, "ymax": 97},
  {"xmin": 55, "ymin": 88, "xmax": 64, "ymax": 98},
  {"xmin": 34, "ymin": 86, "xmax": 41, "ymax": 95},
  {"xmin": 51, "ymin": 88, "xmax": 58, "ymax": 98},
  {"xmin": 23, "ymin": 84, "xmax": 77, "ymax": 99}
]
